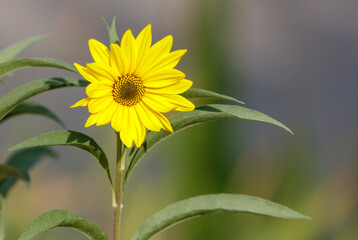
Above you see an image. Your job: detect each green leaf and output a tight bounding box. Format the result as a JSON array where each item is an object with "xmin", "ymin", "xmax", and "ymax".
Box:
[
  {"xmin": 9, "ymin": 130, "xmax": 113, "ymax": 189},
  {"xmin": 103, "ymin": 17, "xmax": 120, "ymax": 44},
  {"xmin": 182, "ymin": 88, "xmax": 245, "ymax": 104},
  {"xmin": 131, "ymin": 194, "xmax": 310, "ymax": 240},
  {"xmin": 125, "ymin": 104, "xmax": 293, "ymax": 182},
  {"xmin": 0, "ymin": 58, "xmax": 77, "ymax": 78},
  {"xmin": 0, "ymin": 147, "xmax": 56, "ymax": 197},
  {"xmin": 0, "ymin": 78, "xmax": 88, "ymax": 121},
  {"xmin": 18, "ymin": 209, "xmax": 109, "ymax": 240},
  {"xmin": 0, "ymin": 35, "xmax": 47, "ymax": 63},
  {"xmin": 0, "ymin": 164, "xmax": 30, "ymax": 189},
  {"xmin": 1, "ymin": 101, "xmax": 65, "ymax": 127}
]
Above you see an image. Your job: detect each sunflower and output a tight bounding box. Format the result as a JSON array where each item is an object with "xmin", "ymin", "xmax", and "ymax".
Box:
[{"xmin": 71, "ymin": 24, "xmax": 195, "ymax": 148}]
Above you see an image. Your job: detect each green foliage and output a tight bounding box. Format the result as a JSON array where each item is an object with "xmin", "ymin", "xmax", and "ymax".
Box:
[
  {"xmin": 9, "ymin": 130, "xmax": 114, "ymax": 189},
  {"xmin": 103, "ymin": 17, "xmax": 120, "ymax": 44},
  {"xmin": 0, "ymin": 147, "xmax": 56, "ymax": 197},
  {"xmin": 182, "ymin": 88, "xmax": 244, "ymax": 104},
  {"xmin": 1, "ymin": 101, "xmax": 65, "ymax": 127},
  {"xmin": 125, "ymin": 104, "xmax": 293, "ymax": 183},
  {"xmin": 0, "ymin": 78, "xmax": 88, "ymax": 121},
  {"xmin": 0, "ymin": 35, "xmax": 47, "ymax": 63},
  {"xmin": 131, "ymin": 194, "xmax": 309, "ymax": 240},
  {"xmin": 0, "ymin": 164, "xmax": 30, "ymax": 189},
  {"xmin": 0, "ymin": 58, "xmax": 77, "ymax": 79},
  {"xmin": 18, "ymin": 209, "xmax": 108, "ymax": 240}
]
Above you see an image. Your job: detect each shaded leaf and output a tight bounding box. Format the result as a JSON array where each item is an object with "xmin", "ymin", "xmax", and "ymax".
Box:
[
  {"xmin": 1, "ymin": 101, "xmax": 65, "ymax": 127},
  {"xmin": 131, "ymin": 194, "xmax": 310, "ymax": 240},
  {"xmin": 0, "ymin": 35, "xmax": 47, "ymax": 63},
  {"xmin": 103, "ymin": 17, "xmax": 120, "ymax": 44},
  {"xmin": 0, "ymin": 164, "xmax": 30, "ymax": 189},
  {"xmin": 0, "ymin": 147, "xmax": 56, "ymax": 197},
  {"xmin": 182, "ymin": 88, "xmax": 244, "ymax": 104},
  {"xmin": 0, "ymin": 78, "xmax": 88, "ymax": 121},
  {"xmin": 9, "ymin": 130, "xmax": 113, "ymax": 189},
  {"xmin": 125, "ymin": 104, "xmax": 293, "ymax": 182},
  {"xmin": 0, "ymin": 58, "xmax": 77, "ymax": 78},
  {"xmin": 18, "ymin": 209, "xmax": 108, "ymax": 240}
]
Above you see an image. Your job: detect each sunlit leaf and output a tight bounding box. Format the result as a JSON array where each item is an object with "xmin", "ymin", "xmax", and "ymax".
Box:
[
  {"xmin": 9, "ymin": 130, "xmax": 113, "ymax": 189},
  {"xmin": 0, "ymin": 147, "xmax": 56, "ymax": 197},
  {"xmin": 125, "ymin": 104, "xmax": 293, "ymax": 183},
  {"xmin": 0, "ymin": 35, "xmax": 47, "ymax": 63},
  {"xmin": 0, "ymin": 58, "xmax": 77, "ymax": 78},
  {"xmin": 18, "ymin": 209, "xmax": 109, "ymax": 240},
  {"xmin": 131, "ymin": 194, "xmax": 310, "ymax": 240},
  {"xmin": 0, "ymin": 78, "xmax": 88, "ymax": 121},
  {"xmin": 0, "ymin": 164, "xmax": 30, "ymax": 189},
  {"xmin": 103, "ymin": 17, "xmax": 119, "ymax": 44},
  {"xmin": 1, "ymin": 101, "xmax": 65, "ymax": 127},
  {"xmin": 182, "ymin": 88, "xmax": 244, "ymax": 104}
]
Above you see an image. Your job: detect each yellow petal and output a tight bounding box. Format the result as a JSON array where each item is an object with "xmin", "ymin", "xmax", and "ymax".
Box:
[
  {"xmin": 85, "ymin": 113, "xmax": 99, "ymax": 127},
  {"xmin": 145, "ymin": 79, "xmax": 193, "ymax": 94},
  {"xmin": 145, "ymin": 93, "xmax": 195, "ymax": 112},
  {"xmin": 119, "ymin": 106, "xmax": 133, "ymax": 148},
  {"xmin": 154, "ymin": 111, "xmax": 174, "ymax": 133},
  {"xmin": 139, "ymin": 102, "xmax": 173, "ymax": 133},
  {"xmin": 96, "ymin": 101, "xmax": 118, "ymax": 126},
  {"xmin": 142, "ymin": 95, "xmax": 175, "ymax": 113},
  {"xmin": 135, "ymin": 103, "xmax": 161, "ymax": 131},
  {"xmin": 142, "ymin": 69, "xmax": 185, "ymax": 83},
  {"xmin": 110, "ymin": 43, "xmax": 129, "ymax": 76},
  {"xmin": 146, "ymin": 49, "xmax": 187, "ymax": 75},
  {"xmin": 136, "ymin": 35, "xmax": 173, "ymax": 77},
  {"xmin": 88, "ymin": 95, "xmax": 113, "ymax": 113},
  {"xmin": 135, "ymin": 24, "xmax": 152, "ymax": 69},
  {"xmin": 86, "ymin": 83, "xmax": 112, "ymax": 98},
  {"xmin": 128, "ymin": 107, "xmax": 146, "ymax": 147},
  {"xmin": 71, "ymin": 97, "xmax": 91, "ymax": 108},
  {"xmin": 111, "ymin": 104, "xmax": 125, "ymax": 132},
  {"xmin": 88, "ymin": 39, "xmax": 110, "ymax": 64},
  {"xmin": 86, "ymin": 63, "xmax": 117, "ymax": 85},
  {"xmin": 121, "ymin": 29, "xmax": 137, "ymax": 74},
  {"xmin": 74, "ymin": 63, "xmax": 99, "ymax": 83}
]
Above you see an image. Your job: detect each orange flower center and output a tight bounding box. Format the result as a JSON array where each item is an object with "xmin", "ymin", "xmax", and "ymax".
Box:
[{"xmin": 112, "ymin": 75, "xmax": 145, "ymax": 106}]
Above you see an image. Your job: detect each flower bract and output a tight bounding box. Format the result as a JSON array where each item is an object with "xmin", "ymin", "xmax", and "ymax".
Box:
[{"xmin": 71, "ymin": 24, "xmax": 195, "ymax": 148}]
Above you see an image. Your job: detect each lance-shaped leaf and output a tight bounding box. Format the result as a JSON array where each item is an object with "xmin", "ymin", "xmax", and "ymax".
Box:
[
  {"xmin": 131, "ymin": 194, "xmax": 310, "ymax": 240},
  {"xmin": 103, "ymin": 17, "xmax": 119, "ymax": 44},
  {"xmin": 0, "ymin": 147, "xmax": 56, "ymax": 197},
  {"xmin": 9, "ymin": 130, "xmax": 113, "ymax": 189},
  {"xmin": 0, "ymin": 35, "xmax": 47, "ymax": 63},
  {"xmin": 182, "ymin": 88, "xmax": 244, "ymax": 104},
  {"xmin": 125, "ymin": 104, "xmax": 293, "ymax": 182},
  {"xmin": 0, "ymin": 164, "xmax": 30, "ymax": 189},
  {"xmin": 18, "ymin": 209, "xmax": 108, "ymax": 240},
  {"xmin": 0, "ymin": 58, "xmax": 77, "ymax": 78},
  {"xmin": 1, "ymin": 101, "xmax": 65, "ymax": 127},
  {"xmin": 0, "ymin": 78, "xmax": 88, "ymax": 121}
]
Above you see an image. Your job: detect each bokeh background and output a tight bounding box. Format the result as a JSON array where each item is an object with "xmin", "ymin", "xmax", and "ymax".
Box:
[{"xmin": 1, "ymin": 0, "xmax": 358, "ymax": 239}]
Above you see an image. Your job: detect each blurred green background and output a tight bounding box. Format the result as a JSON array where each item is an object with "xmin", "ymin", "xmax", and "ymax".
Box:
[{"xmin": 1, "ymin": 0, "xmax": 358, "ymax": 239}]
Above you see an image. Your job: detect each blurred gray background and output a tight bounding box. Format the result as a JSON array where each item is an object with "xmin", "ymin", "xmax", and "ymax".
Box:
[{"xmin": 1, "ymin": 0, "xmax": 358, "ymax": 239}]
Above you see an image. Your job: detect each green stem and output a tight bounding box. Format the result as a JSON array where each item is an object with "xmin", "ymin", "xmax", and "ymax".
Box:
[{"xmin": 113, "ymin": 132, "xmax": 126, "ymax": 240}]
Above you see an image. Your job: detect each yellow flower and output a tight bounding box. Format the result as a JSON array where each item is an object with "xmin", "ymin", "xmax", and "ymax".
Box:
[{"xmin": 71, "ymin": 24, "xmax": 195, "ymax": 148}]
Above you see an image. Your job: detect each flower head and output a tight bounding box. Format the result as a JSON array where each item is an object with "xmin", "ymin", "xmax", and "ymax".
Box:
[{"xmin": 71, "ymin": 24, "xmax": 195, "ymax": 148}]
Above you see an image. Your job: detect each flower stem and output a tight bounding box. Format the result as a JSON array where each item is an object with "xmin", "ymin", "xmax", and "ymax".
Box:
[{"xmin": 113, "ymin": 132, "xmax": 126, "ymax": 240}]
